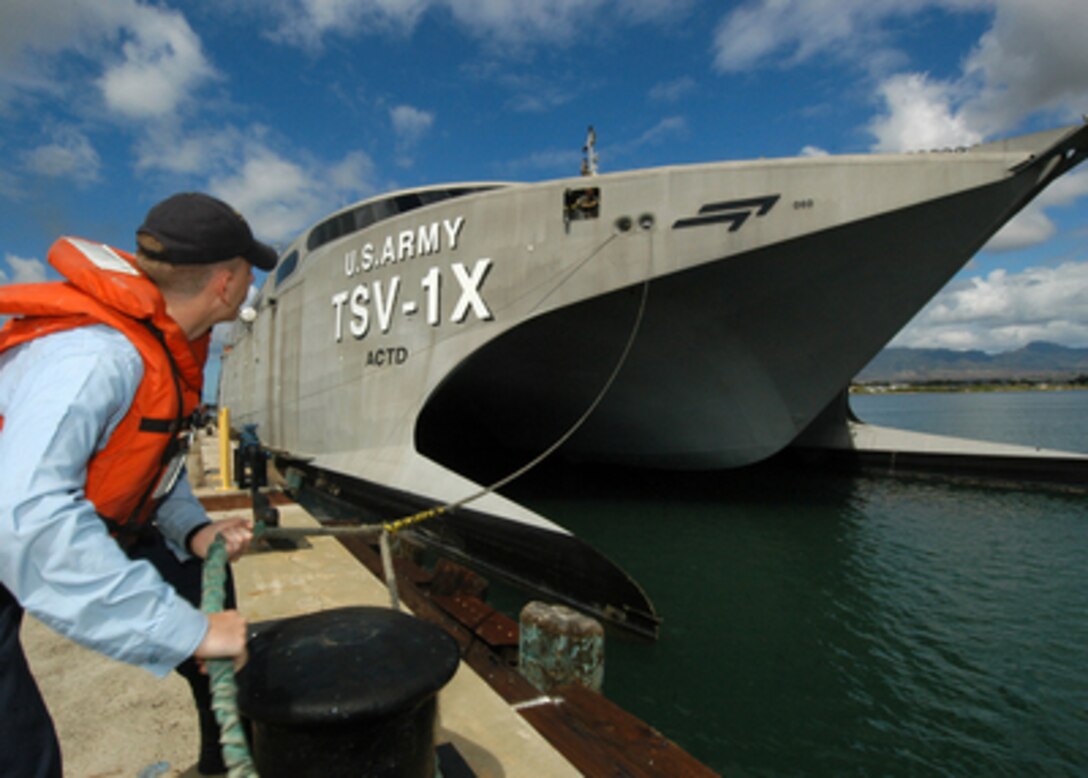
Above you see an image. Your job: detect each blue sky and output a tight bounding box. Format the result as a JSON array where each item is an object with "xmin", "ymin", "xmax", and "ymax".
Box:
[{"xmin": 3, "ymin": 0, "xmax": 1088, "ymax": 359}]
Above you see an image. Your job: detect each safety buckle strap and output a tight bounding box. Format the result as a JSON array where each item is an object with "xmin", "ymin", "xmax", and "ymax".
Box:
[
  {"xmin": 100, "ymin": 515, "xmax": 157, "ymax": 550},
  {"xmin": 139, "ymin": 416, "xmax": 180, "ymax": 434}
]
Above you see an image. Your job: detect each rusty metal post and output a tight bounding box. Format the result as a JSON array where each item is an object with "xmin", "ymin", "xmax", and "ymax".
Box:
[{"xmin": 518, "ymin": 601, "xmax": 604, "ymax": 693}]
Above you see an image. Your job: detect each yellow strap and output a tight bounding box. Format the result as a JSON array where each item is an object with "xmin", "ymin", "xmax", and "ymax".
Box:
[{"xmin": 383, "ymin": 505, "xmax": 446, "ymax": 534}]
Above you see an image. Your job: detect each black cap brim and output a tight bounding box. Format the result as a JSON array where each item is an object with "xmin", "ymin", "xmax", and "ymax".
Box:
[{"xmin": 246, "ymin": 240, "xmax": 279, "ymax": 271}]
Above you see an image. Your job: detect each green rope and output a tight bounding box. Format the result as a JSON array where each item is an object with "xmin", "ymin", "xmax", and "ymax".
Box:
[{"xmin": 200, "ymin": 535, "xmax": 258, "ymax": 778}]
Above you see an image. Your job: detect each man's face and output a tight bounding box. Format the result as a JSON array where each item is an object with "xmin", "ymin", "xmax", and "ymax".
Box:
[{"xmin": 219, "ymin": 258, "xmax": 254, "ymax": 321}]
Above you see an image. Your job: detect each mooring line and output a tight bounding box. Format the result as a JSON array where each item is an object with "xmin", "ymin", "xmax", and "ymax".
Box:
[
  {"xmin": 201, "ymin": 535, "xmax": 257, "ymax": 778},
  {"xmin": 529, "ymin": 231, "xmax": 619, "ymax": 315}
]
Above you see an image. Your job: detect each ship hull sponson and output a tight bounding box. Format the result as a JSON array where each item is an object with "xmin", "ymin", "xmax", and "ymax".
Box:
[
  {"xmin": 417, "ymin": 166, "xmax": 1072, "ymax": 472},
  {"xmin": 280, "ymin": 460, "xmax": 661, "ymax": 637}
]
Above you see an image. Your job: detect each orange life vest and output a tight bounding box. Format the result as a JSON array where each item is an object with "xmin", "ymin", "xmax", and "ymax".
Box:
[{"xmin": 0, "ymin": 237, "xmax": 211, "ymax": 539}]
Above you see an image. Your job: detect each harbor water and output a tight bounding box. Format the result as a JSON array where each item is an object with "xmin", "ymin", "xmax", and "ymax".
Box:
[{"xmin": 501, "ymin": 390, "xmax": 1088, "ymax": 776}]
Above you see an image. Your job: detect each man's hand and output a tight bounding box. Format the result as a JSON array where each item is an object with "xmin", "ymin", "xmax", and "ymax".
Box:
[
  {"xmin": 194, "ymin": 610, "xmax": 248, "ymax": 668},
  {"xmin": 190, "ymin": 517, "xmax": 253, "ymax": 561}
]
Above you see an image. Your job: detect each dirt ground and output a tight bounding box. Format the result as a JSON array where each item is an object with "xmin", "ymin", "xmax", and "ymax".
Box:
[{"xmin": 21, "ymin": 596, "xmax": 210, "ymax": 777}]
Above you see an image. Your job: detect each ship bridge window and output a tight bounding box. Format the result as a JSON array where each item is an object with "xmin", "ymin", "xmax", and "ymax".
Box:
[
  {"xmin": 275, "ymin": 250, "xmax": 299, "ymax": 287},
  {"xmin": 565, "ymin": 187, "xmax": 600, "ymax": 221},
  {"xmin": 305, "ymin": 186, "xmax": 501, "ymax": 252}
]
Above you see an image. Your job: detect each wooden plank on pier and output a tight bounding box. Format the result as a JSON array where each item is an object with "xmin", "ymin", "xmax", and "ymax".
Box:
[{"xmin": 522, "ymin": 683, "xmax": 719, "ymax": 778}]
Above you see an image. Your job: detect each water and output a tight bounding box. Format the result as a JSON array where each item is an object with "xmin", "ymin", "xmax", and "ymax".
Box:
[
  {"xmin": 500, "ymin": 391, "xmax": 1088, "ymax": 776},
  {"xmin": 851, "ymin": 390, "xmax": 1088, "ymax": 455}
]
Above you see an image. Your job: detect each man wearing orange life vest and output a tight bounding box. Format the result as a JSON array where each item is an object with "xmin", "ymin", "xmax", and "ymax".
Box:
[{"xmin": 0, "ymin": 192, "xmax": 277, "ymax": 777}]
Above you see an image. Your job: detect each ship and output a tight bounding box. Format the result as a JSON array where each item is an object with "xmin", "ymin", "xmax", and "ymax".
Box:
[{"xmin": 220, "ymin": 123, "xmax": 1088, "ymax": 636}]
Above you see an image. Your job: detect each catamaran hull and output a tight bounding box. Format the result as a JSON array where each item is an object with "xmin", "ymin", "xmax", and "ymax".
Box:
[{"xmin": 220, "ymin": 123, "xmax": 1088, "ymax": 634}]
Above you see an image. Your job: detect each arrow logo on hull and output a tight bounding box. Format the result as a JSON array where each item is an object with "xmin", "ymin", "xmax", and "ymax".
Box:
[{"xmin": 672, "ymin": 194, "xmax": 781, "ymax": 231}]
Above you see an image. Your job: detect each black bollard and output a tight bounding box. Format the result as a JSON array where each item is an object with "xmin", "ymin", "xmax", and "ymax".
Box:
[
  {"xmin": 235, "ymin": 606, "xmax": 460, "ymax": 777},
  {"xmin": 234, "ymin": 423, "xmax": 268, "ymax": 489}
]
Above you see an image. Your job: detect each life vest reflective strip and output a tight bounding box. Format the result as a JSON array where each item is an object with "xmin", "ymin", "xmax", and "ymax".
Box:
[{"xmin": 0, "ymin": 238, "xmax": 209, "ymax": 538}]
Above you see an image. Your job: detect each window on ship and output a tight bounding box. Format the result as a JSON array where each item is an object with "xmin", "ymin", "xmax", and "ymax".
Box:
[
  {"xmin": 275, "ymin": 250, "xmax": 299, "ymax": 288},
  {"xmin": 565, "ymin": 187, "xmax": 600, "ymax": 221},
  {"xmin": 305, "ymin": 186, "xmax": 500, "ymax": 252}
]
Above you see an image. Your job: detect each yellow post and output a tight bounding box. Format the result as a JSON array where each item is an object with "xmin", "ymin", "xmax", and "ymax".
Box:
[{"xmin": 218, "ymin": 406, "xmax": 233, "ymax": 490}]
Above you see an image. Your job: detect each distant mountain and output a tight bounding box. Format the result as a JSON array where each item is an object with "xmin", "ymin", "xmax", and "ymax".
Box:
[{"xmin": 856, "ymin": 341, "xmax": 1088, "ymax": 383}]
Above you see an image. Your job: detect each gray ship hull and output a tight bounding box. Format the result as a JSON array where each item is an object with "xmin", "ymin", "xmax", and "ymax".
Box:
[
  {"xmin": 422, "ymin": 174, "xmax": 1054, "ymax": 470},
  {"xmin": 220, "ymin": 124, "xmax": 1088, "ymax": 633}
]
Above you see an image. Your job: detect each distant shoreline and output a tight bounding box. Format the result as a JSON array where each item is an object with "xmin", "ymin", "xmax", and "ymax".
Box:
[{"xmin": 851, "ymin": 380, "xmax": 1088, "ymax": 394}]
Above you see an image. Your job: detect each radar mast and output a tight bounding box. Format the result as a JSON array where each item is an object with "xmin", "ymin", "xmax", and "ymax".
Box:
[{"xmin": 581, "ymin": 126, "xmax": 599, "ymax": 176}]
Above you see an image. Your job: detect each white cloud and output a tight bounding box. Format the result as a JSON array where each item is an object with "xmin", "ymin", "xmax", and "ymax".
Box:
[
  {"xmin": 209, "ymin": 153, "xmax": 321, "ymax": 245},
  {"xmin": 712, "ymin": 0, "xmax": 990, "ymax": 74},
  {"xmin": 390, "ymin": 105, "xmax": 434, "ymax": 147},
  {"xmin": 713, "ymin": 0, "xmax": 814, "ymax": 72},
  {"xmin": 984, "ymin": 170, "xmax": 1088, "ymax": 252},
  {"xmin": 0, "ymin": 0, "xmax": 119, "ymax": 80},
  {"xmin": 984, "ymin": 208, "xmax": 1056, "ymax": 253},
  {"xmin": 389, "ymin": 104, "xmax": 434, "ymax": 168},
  {"xmin": 443, "ymin": 0, "xmax": 690, "ymax": 44},
  {"xmin": 0, "ymin": 1, "xmax": 217, "ymax": 122},
  {"xmin": 892, "ymin": 261, "xmax": 1088, "ymax": 351},
  {"xmin": 22, "ymin": 126, "xmax": 102, "ymax": 184},
  {"xmin": 852, "ymin": 2, "xmax": 1088, "ymax": 257},
  {"xmin": 713, "ymin": 1, "xmax": 1088, "ymax": 145},
  {"xmin": 444, "ymin": 0, "xmax": 600, "ymax": 44},
  {"xmin": 328, "ymin": 150, "xmax": 376, "ymax": 193},
  {"xmin": 131, "ymin": 120, "xmax": 377, "ymax": 245},
  {"xmin": 258, "ymin": 0, "xmax": 685, "ymax": 50},
  {"xmin": 506, "ymin": 84, "xmax": 574, "ymax": 114},
  {"xmin": 134, "ymin": 125, "xmax": 256, "ymax": 175},
  {"xmin": 0, "ymin": 254, "xmax": 49, "ymax": 285},
  {"xmin": 0, "ymin": 2, "xmax": 217, "ymax": 208},
  {"xmin": 207, "ymin": 144, "xmax": 378, "ymax": 245},
  {"xmin": 960, "ymin": 0, "xmax": 1088, "ymax": 136},
  {"xmin": 97, "ymin": 5, "xmax": 217, "ymax": 120},
  {"xmin": 262, "ymin": 0, "xmax": 428, "ymax": 48},
  {"xmin": 868, "ymin": 73, "xmax": 982, "ymax": 152},
  {"xmin": 864, "ymin": 2, "xmax": 1088, "ymax": 148},
  {"xmin": 617, "ymin": 0, "xmax": 693, "ymax": 22},
  {"xmin": 621, "ymin": 116, "xmax": 688, "ymax": 152},
  {"xmin": 800, "ymin": 145, "xmax": 829, "ymax": 157},
  {"xmin": 648, "ymin": 77, "xmax": 696, "ymax": 103},
  {"xmin": 1040, "ymin": 169, "xmax": 1088, "ymax": 208}
]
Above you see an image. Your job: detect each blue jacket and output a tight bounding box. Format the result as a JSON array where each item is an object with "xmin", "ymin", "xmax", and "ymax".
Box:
[{"xmin": 0, "ymin": 325, "xmax": 209, "ymax": 676}]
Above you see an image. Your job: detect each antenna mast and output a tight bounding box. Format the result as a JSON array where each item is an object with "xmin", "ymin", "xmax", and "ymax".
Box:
[{"xmin": 581, "ymin": 125, "xmax": 599, "ymax": 176}]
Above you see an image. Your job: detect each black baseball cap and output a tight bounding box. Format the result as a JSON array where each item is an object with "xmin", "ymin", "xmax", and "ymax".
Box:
[{"xmin": 137, "ymin": 192, "xmax": 278, "ymax": 271}]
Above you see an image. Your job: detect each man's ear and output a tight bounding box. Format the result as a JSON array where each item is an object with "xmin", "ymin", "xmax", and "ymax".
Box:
[{"xmin": 212, "ymin": 265, "xmax": 235, "ymax": 300}]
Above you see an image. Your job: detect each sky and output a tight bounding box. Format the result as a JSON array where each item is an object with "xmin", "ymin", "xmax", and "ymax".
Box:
[{"xmin": 2, "ymin": 0, "xmax": 1088, "ymax": 364}]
